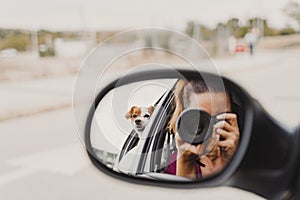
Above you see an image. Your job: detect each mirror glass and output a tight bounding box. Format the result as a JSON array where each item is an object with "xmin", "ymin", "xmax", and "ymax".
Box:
[{"xmin": 90, "ymin": 78, "xmax": 243, "ymax": 181}]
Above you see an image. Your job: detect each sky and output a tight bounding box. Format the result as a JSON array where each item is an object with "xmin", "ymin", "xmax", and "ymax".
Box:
[{"xmin": 0, "ymin": 0, "xmax": 299, "ymax": 31}]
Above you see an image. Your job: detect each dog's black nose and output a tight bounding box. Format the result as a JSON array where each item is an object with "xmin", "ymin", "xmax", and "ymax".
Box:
[{"xmin": 135, "ymin": 119, "xmax": 141, "ymax": 124}]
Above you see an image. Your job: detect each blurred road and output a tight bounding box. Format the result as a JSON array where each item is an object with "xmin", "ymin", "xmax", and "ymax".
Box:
[{"xmin": 0, "ymin": 48, "xmax": 299, "ymax": 200}]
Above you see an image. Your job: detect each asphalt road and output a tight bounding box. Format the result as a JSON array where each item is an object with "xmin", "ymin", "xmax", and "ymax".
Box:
[{"xmin": 1, "ymin": 48, "xmax": 299, "ymax": 200}]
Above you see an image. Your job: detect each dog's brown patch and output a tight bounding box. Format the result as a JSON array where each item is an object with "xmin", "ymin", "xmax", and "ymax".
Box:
[
  {"xmin": 148, "ymin": 106, "xmax": 155, "ymax": 115},
  {"xmin": 125, "ymin": 106, "xmax": 141, "ymax": 119}
]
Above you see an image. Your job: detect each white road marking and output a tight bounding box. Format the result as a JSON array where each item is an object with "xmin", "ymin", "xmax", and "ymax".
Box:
[
  {"xmin": 0, "ymin": 143, "xmax": 90, "ymax": 186},
  {"xmin": 0, "ymin": 167, "xmax": 36, "ymax": 186}
]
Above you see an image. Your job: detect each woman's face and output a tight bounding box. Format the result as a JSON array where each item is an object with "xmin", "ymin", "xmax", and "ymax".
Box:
[
  {"xmin": 188, "ymin": 92, "xmax": 231, "ymax": 116},
  {"xmin": 181, "ymin": 92, "xmax": 231, "ymax": 157}
]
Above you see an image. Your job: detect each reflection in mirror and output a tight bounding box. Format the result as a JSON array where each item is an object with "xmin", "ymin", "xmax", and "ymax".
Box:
[{"xmin": 90, "ymin": 78, "xmax": 243, "ymax": 182}]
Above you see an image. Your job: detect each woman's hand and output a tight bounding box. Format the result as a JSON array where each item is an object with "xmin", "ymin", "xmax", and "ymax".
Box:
[
  {"xmin": 200, "ymin": 113, "xmax": 240, "ymax": 177},
  {"xmin": 175, "ymin": 133, "xmax": 202, "ymax": 157},
  {"xmin": 175, "ymin": 134, "xmax": 202, "ymax": 179},
  {"xmin": 214, "ymin": 113, "xmax": 240, "ymax": 163}
]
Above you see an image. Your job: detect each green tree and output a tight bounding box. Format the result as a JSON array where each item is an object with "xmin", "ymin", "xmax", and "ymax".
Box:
[
  {"xmin": 226, "ymin": 18, "xmax": 249, "ymax": 38},
  {"xmin": 280, "ymin": 27, "xmax": 296, "ymax": 35},
  {"xmin": 200, "ymin": 25, "xmax": 214, "ymax": 40},
  {"xmin": 227, "ymin": 18, "xmax": 239, "ymax": 37},
  {"xmin": 283, "ymin": 1, "xmax": 300, "ymax": 30},
  {"xmin": 248, "ymin": 17, "xmax": 279, "ymax": 36},
  {"xmin": 185, "ymin": 21, "xmax": 214, "ymax": 41},
  {"xmin": 3, "ymin": 34, "xmax": 29, "ymax": 51}
]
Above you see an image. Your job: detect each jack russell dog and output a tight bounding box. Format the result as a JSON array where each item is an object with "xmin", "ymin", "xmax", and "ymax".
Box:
[{"xmin": 125, "ymin": 106, "xmax": 155, "ymax": 135}]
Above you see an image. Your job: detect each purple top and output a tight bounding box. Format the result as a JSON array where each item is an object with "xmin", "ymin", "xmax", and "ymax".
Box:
[{"xmin": 165, "ymin": 152, "xmax": 202, "ymax": 179}]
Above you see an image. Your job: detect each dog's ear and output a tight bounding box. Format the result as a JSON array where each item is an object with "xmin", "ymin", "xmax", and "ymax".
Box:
[
  {"xmin": 125, "ymin": 112, "xmax": 131, "ymax": 119},
  {"xmin": 125, "ymin": 106, "xmax": 137, "ymax": 119},
  {"xmin": 148, "ymin": 106, "xmax": 155, "ymax": 115}
]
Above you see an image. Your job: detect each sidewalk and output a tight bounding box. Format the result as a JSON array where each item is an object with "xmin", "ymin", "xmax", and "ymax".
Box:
[
  {"xmin": 0, "ymin": 75, "xmax": 75, "ymax": 121},
  {"xmin": 0, "ymin": 52, "xmax": 82, "ymax": 81},
  {"xmin": 214, "ymin": 49, "xmax": 284, "ymax": 74}
]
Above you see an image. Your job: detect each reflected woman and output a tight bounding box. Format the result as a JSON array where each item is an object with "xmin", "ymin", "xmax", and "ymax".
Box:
[{"xmin": 166, "ymin": 79, "xmax": 240, "ymax": 180}]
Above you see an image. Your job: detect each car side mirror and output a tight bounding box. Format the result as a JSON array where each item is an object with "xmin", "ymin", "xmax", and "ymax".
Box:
[{"xmin": 84, "ymin": 69, "xmax": 253, "ymax": 182}]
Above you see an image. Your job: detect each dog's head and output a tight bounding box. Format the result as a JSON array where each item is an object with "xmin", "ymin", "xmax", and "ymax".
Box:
[{"xmin": 125, "ymin": 106, "xmax": 155, "ymax": 132}]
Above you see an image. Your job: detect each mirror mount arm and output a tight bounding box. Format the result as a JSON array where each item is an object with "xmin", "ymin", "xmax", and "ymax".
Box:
[
  {"xmin": 230, "ymin": 100, "xmax": 299, "ymax": 199},
  {"xmin": 290, "ymin": 126, "xmax": 300, "ymax": 199}
]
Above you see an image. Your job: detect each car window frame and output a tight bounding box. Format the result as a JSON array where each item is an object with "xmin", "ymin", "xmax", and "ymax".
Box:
[{"xmin": 113, "ymin": 81, "xmax": 177, "ymax": 175}]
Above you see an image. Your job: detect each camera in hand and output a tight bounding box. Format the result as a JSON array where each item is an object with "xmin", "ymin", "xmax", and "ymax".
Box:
[{"xmin": 176, "ymin": 109, "xmax": 218, "ymax": 145}]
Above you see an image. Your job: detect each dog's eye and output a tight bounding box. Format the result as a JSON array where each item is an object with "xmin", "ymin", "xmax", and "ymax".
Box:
[
  {"xmin": 144, "ymin": 114, "xmax": 150, "ymax": 118},
  {"xmin": 132, "ymin": 114, "xmax": 137, "ymax": 118}
]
